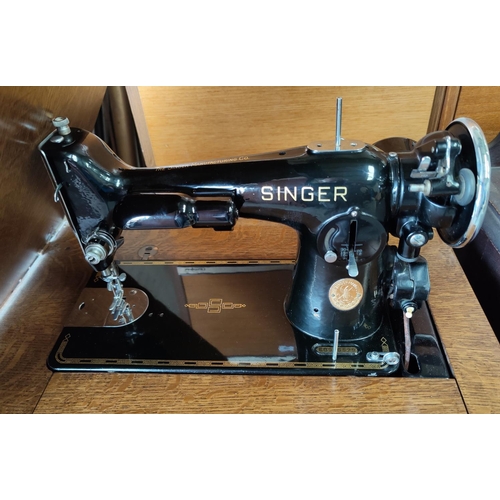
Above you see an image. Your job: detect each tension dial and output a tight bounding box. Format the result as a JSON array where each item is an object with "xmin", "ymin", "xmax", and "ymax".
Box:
[{"xmin": 318, "ymin": 210, "xmax": 387, "ymax": 276}]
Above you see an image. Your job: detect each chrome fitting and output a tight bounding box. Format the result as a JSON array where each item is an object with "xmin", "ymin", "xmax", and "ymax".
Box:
[
  {"xmin": 52, "ymin": 117, "xmax": 71, "ymax": 136},
  {"xmin": 84, "ymin": 243, "xmax": 108, "ymax": 265}
]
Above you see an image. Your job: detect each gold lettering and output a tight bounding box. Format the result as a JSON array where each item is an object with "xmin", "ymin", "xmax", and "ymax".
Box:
[
  {"xmin": 301, "ymin": 186, "xmax": 314, "ymax": 202},
  {"xmin": 260, "ymin": 185, "xmax": 348, "ymax": 202},
  {"xmin": 334, "ymin": 186, "xmax": 348, "ymax": 202},
  {"xmin": 261, "ymin": 186, "xmax": 273, "ymax": 201},
  {"xmin": 318, "ymin": 186, "xmax": 330, "ymax": 202},
  {"xmin": 284, "ymin": 186, "xmax": 298, "ymax": 201}
]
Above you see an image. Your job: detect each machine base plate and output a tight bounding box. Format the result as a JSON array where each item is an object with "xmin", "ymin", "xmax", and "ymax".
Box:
[{"xmin": 48, "ymin": 262, "xmax": 450, "ymax": 377}]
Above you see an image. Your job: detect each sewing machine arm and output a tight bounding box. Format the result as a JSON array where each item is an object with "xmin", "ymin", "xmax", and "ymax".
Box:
[{"xmin": 39, "ymin": 116, "xmax": 490, "ymax": 365}]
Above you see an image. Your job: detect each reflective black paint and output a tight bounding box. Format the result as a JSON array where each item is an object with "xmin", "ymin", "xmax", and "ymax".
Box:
[{"xmin": 39, "ymin": 124, "xmax": 475, "ymax": 343}]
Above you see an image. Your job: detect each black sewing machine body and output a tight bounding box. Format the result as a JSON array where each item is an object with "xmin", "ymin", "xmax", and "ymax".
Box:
[{"xmin": 38, "ymin": 113, "xmax": 490, "ymax": 376}]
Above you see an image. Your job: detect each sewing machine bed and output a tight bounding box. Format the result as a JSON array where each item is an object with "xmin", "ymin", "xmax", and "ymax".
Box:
[{"xmin": 48, "ymin": 260, "xmax": 450, "ymax": 377}]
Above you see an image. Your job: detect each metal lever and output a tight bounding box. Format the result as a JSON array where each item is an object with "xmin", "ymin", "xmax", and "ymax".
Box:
[
  {"xmin": 346, "ymin": 216, "xmax": 359, "ymax": 277},
  {"xmin": 366, "ymin": 351, "xmax": 400, "ymax": 366},
  {"xmin": 347, "ymin": 248, "xmax": 359, "ymax": 277}
]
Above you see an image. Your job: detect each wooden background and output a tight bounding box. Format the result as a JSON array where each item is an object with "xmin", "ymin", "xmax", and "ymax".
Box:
[
  {"xmin": 1, "ymin": 86, "xmax": 499, "ymax": 414},
  {"xmin": 429, "ymin": 86, "xmax": 500, "ymax": 142},
  {"xmin": 0, "ymin": 87, "xmax": 106, "ymax": 309},
  {"xmin": 455, "ymin": 87, "xmax": 500, "ymax": 142},
  {"xmin": 137, "ymin": 86, "xmax": 436, "ymax": 165}
]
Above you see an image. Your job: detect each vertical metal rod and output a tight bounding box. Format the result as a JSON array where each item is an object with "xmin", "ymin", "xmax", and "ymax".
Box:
[
  {"xmin": 403, "ymin": 312, "xmax": 411, "ymax": 372},
  {"xmin": 332, "ymin": 328, "xmax": 340, "ymax": 362},
  {"xmin": 335, "ymin": 97, "xmax": 343, "ymax": 150}
]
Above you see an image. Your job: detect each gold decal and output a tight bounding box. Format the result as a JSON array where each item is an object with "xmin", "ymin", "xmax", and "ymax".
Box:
[
  {"xmin": 260, "ymin": 185, "xmax": 348, "ymax": 203},
  {"xmin": 318, "ymin": 186, "xmax": 330, "ymax": 202},
  {"xmin": 190, "ymin": 156, "xmax": 248, "ymax": 167},
  {"xmin": 284, "ymin": 186, "xmax": 298, "ymax": 201},
  {"xmin": 301, "ymin": 186, "xmax": 314, "ymax": 202},
  {"xmin": 380, "ymin": 337, "xmax": 389, "ymax": 352},
  {"xmin": 334, "ymin": 186, "xmax": 348, "ymax": 202},
  {"xmin": 261, "ymin": 186, "xmax": 273, "ymax": 201},
  {"xmin": 185, "ymin": 298, "xmax": 246, "ymax": 314},
  {"xmin": 328, "ymin": 278, "xmax": 364, "ymax": 311}
]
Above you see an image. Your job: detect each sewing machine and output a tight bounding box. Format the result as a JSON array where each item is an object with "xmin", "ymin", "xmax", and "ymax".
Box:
[{"xmin": 38, "ymin": 100, "xmax": 491, "ymax": 377}]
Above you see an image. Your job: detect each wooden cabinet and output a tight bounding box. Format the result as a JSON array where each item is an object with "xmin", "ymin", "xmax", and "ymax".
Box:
[
  {"xmin": 1, "ymin": 86, "xmax": 499, "ymax": 414},
  {"xmin": 0, "ymin": 87, "xmax": 106, "ymax": 308},
  {"xmin": 0, "ymin": 87, "xmax": 105, "ymax": 412}
]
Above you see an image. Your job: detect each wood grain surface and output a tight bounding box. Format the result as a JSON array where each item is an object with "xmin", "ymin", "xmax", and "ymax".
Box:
[
  {"xmin": 0, "ymin": 87, "xmax": 106, "ymax": 309},
  {"xmin": 425, "ymin": 236, "xmax": 500, "ymax": 413},
  {"xmin": 28, "ymin": 221, "xmax": 498, "ymax": 414},
  {"xmin": 427, "ymin": 86, "xmax": 462, "ymax": 132},
  {"xmin": 125, "ymin": 86, "xmax": 156, "ymax": 167},
  {"xmin": 34, "ymin": 373, "xmax": 464, "ymax": 414},
  {"xmin": 138, "ymin": 86, "xmax": 436, "ymax": 165},
  {"xmin": 0, "ymin": 225, "xmax": 91, "ymax": 413},
  {"xmin": 455, "ymin": 86, "xmax": 500, "ymax": 142},
  {"xmin": 116, "ymin": 219, "xmax": 298, "ymax": 262}
]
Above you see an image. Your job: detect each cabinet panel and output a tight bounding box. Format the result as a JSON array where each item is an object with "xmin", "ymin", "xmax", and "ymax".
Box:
[
  {"xmin": 138, "ymin": 86, "xmax": 436, "ymax": 165},
  {"xmin": 0, "ymin": 86, "xmax": 106, "ymax": 308}
]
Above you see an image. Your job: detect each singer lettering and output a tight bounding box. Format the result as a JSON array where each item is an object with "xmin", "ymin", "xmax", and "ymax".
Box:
[{"xmin": 260, "ymin": 186, "xmax": 348, "ymax": 203}]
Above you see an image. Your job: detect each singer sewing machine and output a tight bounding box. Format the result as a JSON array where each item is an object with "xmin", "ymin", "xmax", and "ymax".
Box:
[{"xmin": 38, "ymin": 100, "xmax": 491, "ymax": 377}]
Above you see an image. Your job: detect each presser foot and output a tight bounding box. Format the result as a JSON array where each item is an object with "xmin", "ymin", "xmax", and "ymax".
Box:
[
  {"xmin": 64, "ymin": 287, "xmax": 149, "ymax": 328},
  {"xmin": 100, "ymin": 264, "xmax": 147, "ymax": 326}
]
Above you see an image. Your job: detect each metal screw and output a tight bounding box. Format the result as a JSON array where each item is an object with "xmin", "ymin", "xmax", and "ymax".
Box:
[
  {"xmin": 324, "ymin": 250, "xmax": 338, "ymax": 263},
  {"xmin": 408, "ymin": 233, "xmax": 427, "ymax": 247},
  {"xmin": 383, "ymin": 353, "xmax": 400, "ymax": 366}
]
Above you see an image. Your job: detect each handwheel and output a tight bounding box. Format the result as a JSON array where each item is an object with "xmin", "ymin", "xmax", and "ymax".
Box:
[{"xmin": 438, "ymin": 117, "xmax": 491, "ymax": 248}]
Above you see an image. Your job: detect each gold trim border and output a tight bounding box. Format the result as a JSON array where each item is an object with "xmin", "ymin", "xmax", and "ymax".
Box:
[
  {"xmin": 55, "ymin": 335, "xmax": 386, "ymax": 371},
  {"xmin": 116, "ymin": 259, "xmax": 297, "ymax": 266}
]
